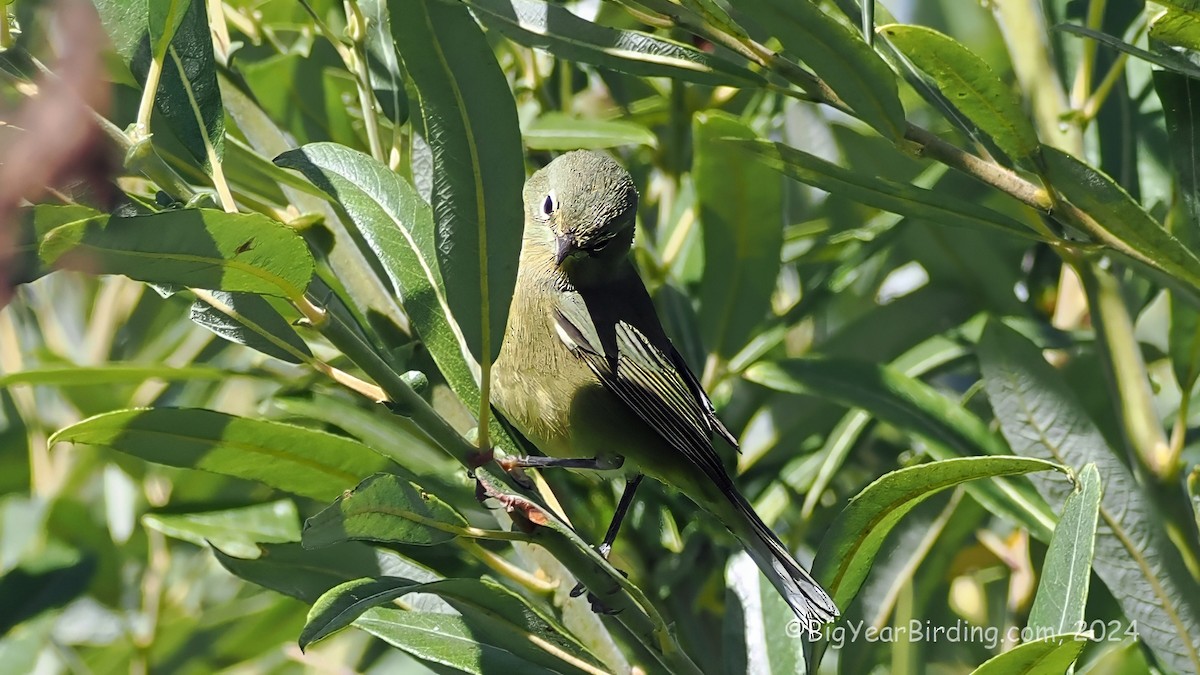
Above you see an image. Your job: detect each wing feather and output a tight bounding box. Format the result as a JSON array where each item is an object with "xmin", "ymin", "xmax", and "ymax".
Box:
[{"xmin": 554, "ymin": 299, "xmax": 733, "ymax": 488}]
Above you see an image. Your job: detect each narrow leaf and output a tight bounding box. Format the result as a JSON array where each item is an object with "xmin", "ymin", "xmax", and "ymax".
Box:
[
  {"xmin": 94, "ymin": 0, "xmax": 224, "ymax": 169},
  {"xmin": 1043, "ymin": 146, "xmax": 1200, "ymax": 295},
  {"xmin": 745, "ymin": 357, "xmax": 1058, "ymax": 538},
  {"xmin": 738, "ymin": 0, "xmax": 906, "ymax": 140},
  {"xmin": 0, "ymin": 365, "xmax": 231, "ymax": 387},
  {"xmin": 302, "ymin": 473, "xmax": 468, "ymax": 549},
  {"xmin": 693, "ymin": 112, "xmax": 783, "ymax": 359},
  {"xmin": 6, "ymin": 205, "xmax": 104, "ymax": 289},
  {"xmin": 214, "ymin": 541, "xmax": 441, "ymax": 604},
  {"xmin": 146, "ymin": 0, "xmax": 187, "ymax": 51},
  {"xmin": 159, "ymin": 0, "xmax": 224, "ymax": 168},
  {"xmin": 189, "ymin": 290, "xmax": 312, "ymax": 363},
  {"xmin": 239, "ymin": 52, "xmax": 367, "ymax": 149},
  {"xmin": 49, "ymin": 408, "xmax": 395, "ymax": 501},
  {"xmin": 968, "ymin": 634, "xmax": 1088, "ymax": 675},
  {"xmin": 354, "ymin": 609, "xmax": 564, "ymax": 675},
  {"xmin": 359, "ymin": 0, "xmax": 410, "ymax": 126},
  {"xmin": 1155, "ymin": 70, "xmax": 1200, "ymax": 393},
  {"xmin": 391, "ymin": 0, "xmax": 523, "ymax": 363},
  {"xmin": 143, "ymin": 499, "xmax": 300, "ymax": 559},
  {"xmin": 39, "ymin": 209, "xmax": 314, "ymax": 299},
  {"xmin": 1189, "ymin": 469, "xmax": 1200, "ymax": 533},
  {"xmin": 879, "ymin": 24, "xmax": 1040, "ymax": 162},
  {"xmin": 1027, "ymin": 464, "xmax": 1102, "ymax": 635},
  {"xmin": 302, "ymin": 577, "xmax": 422, "ymax": 648},
  {"xmin": 275, "ymin": 144, "xmax": 523, "ymax": 454},
  {"xmin": 725, "ymin": 552, "xmax": 803, "ymax": 674},
  {"xmin": 979, "ymin": 320, "xmax": 1200, "ymax": 674},
  {"xmin": 1151, "ymin": 6, "xmax": 1200, "ymax": 52},
  {"xmin": 1056, "ymin": 23, "xmax": 1200, "ymax": 81},
  {"xmin": 524, "ymin": 113, "xmax": 657, "ymax": 150},
  {"xmin": 464, "ymin": 0, "xmax": 764, "ymax": 87},
  {"xmin": 737, "ymin": 139, "xmax": 1045, "ymax": 240},
  {"xmin": 811, "ymin": 456, "xmax": 1064, "ymax": 609},
  {"xmin": 302, "ymin": 577, "xmax": 604, "ymax": 674}
]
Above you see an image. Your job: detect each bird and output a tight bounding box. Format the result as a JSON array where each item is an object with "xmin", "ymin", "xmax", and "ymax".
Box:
[{"xmin": 492, "ymin": 150, "xmax": 838, "ymax": 632}]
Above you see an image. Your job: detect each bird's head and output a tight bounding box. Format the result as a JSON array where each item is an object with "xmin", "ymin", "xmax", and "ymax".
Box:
[{"xmin": 523, "ymin": 150, "xmax": 639, "ymax": 273}]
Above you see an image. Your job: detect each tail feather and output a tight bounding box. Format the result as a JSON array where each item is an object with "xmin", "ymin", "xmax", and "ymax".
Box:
[{"xmin": 724, "ymin": 490, "xmax": 839, "ymax": 631}]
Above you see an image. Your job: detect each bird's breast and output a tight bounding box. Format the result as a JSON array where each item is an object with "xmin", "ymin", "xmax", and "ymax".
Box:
[{"xmin": 493, "ymin": 276, "xmax": 597, "ymax": 459}]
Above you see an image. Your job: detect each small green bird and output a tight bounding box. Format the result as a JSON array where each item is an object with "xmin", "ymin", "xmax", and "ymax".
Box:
[{"xmin": 494, "ymin": 150, "xmax": 838, "ymax": 630}]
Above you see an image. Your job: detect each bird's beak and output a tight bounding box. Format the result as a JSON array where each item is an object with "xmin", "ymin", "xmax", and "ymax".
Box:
[{"xmin": 555, "ymin": 233, "xmax": 575, "ymax": 266}]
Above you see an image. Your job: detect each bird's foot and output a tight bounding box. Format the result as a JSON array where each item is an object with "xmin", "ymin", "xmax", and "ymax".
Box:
[
  {"xmin": 497, "ymin": 458, "xmax": 536, "ymax": 490},
  {"xmin": 465, "ymin": 445, "xmax": 495, "ymax": 479},
  {"xmin": 570, "ymin": 567, "xmax": 628, "ymax": 615}
]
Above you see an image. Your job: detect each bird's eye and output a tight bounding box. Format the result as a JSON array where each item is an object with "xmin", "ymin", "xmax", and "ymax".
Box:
[{"xmin": 542, "ymin": 192, "xmax": 556, "ymax": 216}]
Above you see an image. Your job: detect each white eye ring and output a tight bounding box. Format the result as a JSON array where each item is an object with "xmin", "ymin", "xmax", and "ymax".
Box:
[{"xmin": 542, "ymin": 191, "xmax": 557, "ymax": 217}]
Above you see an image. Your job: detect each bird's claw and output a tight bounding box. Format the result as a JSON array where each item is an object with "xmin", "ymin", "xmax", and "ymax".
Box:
[
  {"xmin": 590, "ymin": 596, "xmax": 624, "ymax": 615},
  {"xmin": 570, "ymin": 567, "xmax": 628, "ymax": 615},
  {"xmin": 495, "ymin": 455, "xmax": 536, "ymax": 489}
]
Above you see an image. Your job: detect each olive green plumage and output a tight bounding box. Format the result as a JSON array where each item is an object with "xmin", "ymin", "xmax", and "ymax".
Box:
[{"xmin": 493, "ymin": 150, "xmax": 838, "ymax": 629}]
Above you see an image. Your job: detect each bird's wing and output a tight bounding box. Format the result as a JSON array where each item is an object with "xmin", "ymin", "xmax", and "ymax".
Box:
[{"xmin": 553, "ymin": 289, "xmax": 736, "ymax": 486}]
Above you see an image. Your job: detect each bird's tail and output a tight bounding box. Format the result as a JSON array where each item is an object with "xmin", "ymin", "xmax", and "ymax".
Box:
[{"xmin": 717, "ymin": 487, "xmax": 839, "ymax": 633}]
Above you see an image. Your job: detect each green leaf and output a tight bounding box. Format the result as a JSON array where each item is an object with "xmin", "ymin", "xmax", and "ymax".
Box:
[
  {"xmin": 147, "ymin": 0, "xmax": 187, "ymax": 58},
  {"xmin": 968, "ymin": 634, "xmax": 1088, "ymax": 675},
  {"xmin": 301, "ymin": 577, "xmax": 423, "ymax": 647},
  {"xmin": 800, "ymin": 334, "xmax": 970, "ymax": 518},
  {"xmin": 275, "ymin": 144, "xmax": 523, "ymax": 455},
  {"xmin": 1191, "ymin": 469, "xmax": 1200, "ymax": 534},
  {"xmin": 679, "ymin": 0, "xmax": 750, "ymax": 40},
  {"xmin": 979, "ymin": 320, "xmax": 1200, "ymax": 675},
  {"xmin": 1043, "ymin": 146, "xmax": 1200, "ymax": 294},
  {"xmin": 692, "ymin": 112, "xmax": 784, "ymax": 360},
  {"xmin": 49, "ymin": 408, "xmax": 395, "ymax": 502},
  {"xmin": 302, "ymin": 577, "xmax": 604, "ymax": 675},
  {"xmin": 354, "ymin": 608, "xmax": 566, "ymax": 675},
  {"xmin": 736, "ymin": 139, "xmax": 1045, "ymax": 241},
  {"xmin": 239, "ymin": 51, "xmax": 366, "ymax": 149},
  {"xmin": 745, "ymin": 357, "xmax": 1058, "ymax": 538},
  {"xmin": 269, "ymin": 395, "xmax": 451, "ymax": 481},
  {"xmin": 391, "ymin": 0, "xmax": 523, "ymax": 364},
  {"xmin": 94, "ymin": 0, "xmax": 224, "ymax": 169},
  {"xmin": 1154, "ymin": 70, "xmax": 1200, "ymax": 393},
  {"xmin": 463, "ymin": 0, "xmax": 765, "ymax": 87},
  {"xmin": 0, "ymin": 365, "xmax": 231, "ymax": 387},
  {"xmin": 157, "ymin": 0, "xmax": 224, "ymax": 170},
  {"xmin": 0, "ymin": 547, "xmax": 94, "ymax": 636},
  {"xmin": 1151, "ymin": 5, "xmax": 1200, "ymax": 52},
  {"xmin": 879, "ymin": 24, "xmax": 1040, "ymax": 162},
  {"xmin": 220, "ymin": 71, "xmax": 411, "ymax": 335},
  {"xmin": 189, "ymin": 290, "xmax": 313, "ymax": 364},
  {"xmin": 7, "ymin": 206, "xmax": 107, "ymax": 289},
  {"xmin": 1056, "ymin": 23, "xmax": 1200, "ymax": 81},
  {"xmin": 738, "ymin": 0, "xmax": 906, "ymax": 140},
  {"xmin": 524, "ymin": 112, "xmax": 657, "ymax": 150},
  {"xmin": 359, "ymin": 0, "xmax": 410, "ymax": 126},
  {"xmin": 1027, "ymin": 464, "xmax": 1102, "ymax": 635},
  {"xmin": 142, "ymin": 500, "xmax": 300, "ymax": 559},
  {"xmin": 466, "ymin": 470, "xmax": 669, "ymax": 670},
  {"xmin": 214, "ymin": 541, "xmax": 441, "ymax": 604},
  {"xmin": 302, "ymin": 473, "xmax": 468, "ymax": 549},
  {"xmin": 810, "ymin": 456, "xmax": 1064, "ymax": 610},
  {"xmin": 725, "ymin": 552, "xmax": 803, "ymax": 674},
  {"xmin": 39, "ymin": 209, "xmax": 315, "ymax": 299}
]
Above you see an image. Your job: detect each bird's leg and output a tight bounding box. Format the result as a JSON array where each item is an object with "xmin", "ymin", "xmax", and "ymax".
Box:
[
  {"xmin": 596, "ymin": 473, "xmax": 644, "ymax": 559},
  {"xmin": 571, "ymin": 474, "xmax": 644, "ymax": 613}
]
